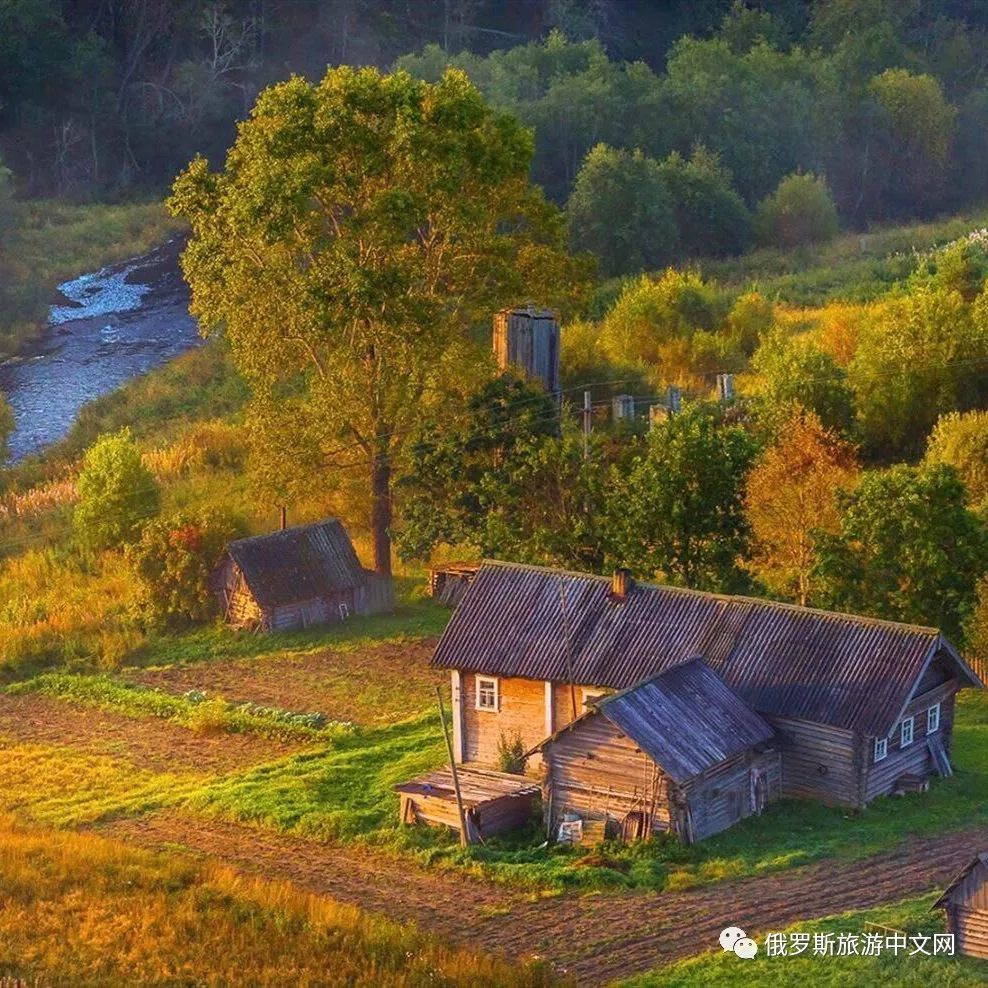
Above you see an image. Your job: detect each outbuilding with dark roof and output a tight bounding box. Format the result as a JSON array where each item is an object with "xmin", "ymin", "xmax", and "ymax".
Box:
[
  {"xmin": 530, "ymin": 660, "xmax": 781, "ymax": 843},
  {"xmin": 213, "ymin": 519, "xmax": 393, "ymax": 631}
]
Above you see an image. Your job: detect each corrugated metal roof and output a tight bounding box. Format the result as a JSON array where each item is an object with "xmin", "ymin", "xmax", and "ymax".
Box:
[
  {"xmin": 592, "ymin": 659, "xmax": 775, "ymax": 785},
  {"xmin": 227, "ymin": 519, "xmax": 367, "ymax": 609},
  {"xmin": 430, "ymin": 561, "xmax": 978, "ymax": 737}
]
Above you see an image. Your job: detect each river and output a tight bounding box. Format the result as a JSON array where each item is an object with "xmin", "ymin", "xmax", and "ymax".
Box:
[{"xmin": 0, "ymin": 239, "xmax": 199, "ymax": 462}]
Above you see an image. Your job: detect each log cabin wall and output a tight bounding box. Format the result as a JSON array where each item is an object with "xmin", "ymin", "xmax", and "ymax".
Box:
[
  {"xmin": 680, "ymin": 748, "xmax": 782, "ymax": 842},
  {"xmin": 543, "ymin": 713, "xmax": 672, "ymax": 834},
  {"xmin": 461, "ymin": 673, "xmax": 553, "ymax": 771},
  {"xmin": 944, "ymin": 860, "xmax": 988, "ymax": 959},
  {"xmin": 267, "ymin": 589, "xmax": 357, "ymax": 631},
  {"xmin": 952, "ymin": 907, "xmax": 988, "ymax": 959},
  {"xmin": 863, "ymin": 684, "xmax": 958, "ymax": 800},
  {"xmin": 768, "ymin": 715, "xmax": 860, "ymax": 806}
]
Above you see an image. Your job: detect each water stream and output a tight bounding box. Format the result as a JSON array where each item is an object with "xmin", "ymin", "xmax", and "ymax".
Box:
[{"xmin": 0, "ymin": 239, "xmax": 199, "ymax": 461}]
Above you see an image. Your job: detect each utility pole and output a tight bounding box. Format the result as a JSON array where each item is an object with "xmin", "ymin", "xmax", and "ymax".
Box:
[{"xmin": 582, "ymin": 390, "xmax": 592, "ymax": 460}]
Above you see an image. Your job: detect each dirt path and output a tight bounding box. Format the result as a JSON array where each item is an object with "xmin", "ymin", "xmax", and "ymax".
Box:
[
  {"xmin": 103, "ymin": 810, "xmax": 987, "ymax": 984},
  {"xmin": 0, "ymin": 695, "xmax": 302, "ymax": 774}
]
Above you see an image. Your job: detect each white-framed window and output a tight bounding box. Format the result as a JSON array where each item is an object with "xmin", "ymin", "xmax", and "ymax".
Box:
[
  {"xmin": 874, "ymin": 737, "xmax": 888, "ymax": 762},
  {"xmin": 338, "ymin": 602, "xmax": 350, "ymax": 620},
  {"xmin": 927, "ymin": 703, "xmax": 941, "ymax": 734},
  {"xmin": 476, "ymin": 676, "xmax": 499, "ymax": 712},
  {"xmin": 900, "ymin": 716, "xmax": 914, "ymax": 747}
]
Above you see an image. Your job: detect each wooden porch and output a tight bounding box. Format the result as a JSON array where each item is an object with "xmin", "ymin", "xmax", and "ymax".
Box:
[{"xmin": 395, "ymin": 766, "xmax": 540, "ymax": 843}]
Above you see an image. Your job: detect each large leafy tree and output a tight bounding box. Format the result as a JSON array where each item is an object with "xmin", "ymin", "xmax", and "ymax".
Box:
[
  {"xmin": 477, "ymin": 423, "xmax": 615, "ymax": 572},
  {"xmin": 170, "ymin": 66, "xmax": 585, "ymax": 576},
  {"xmin": 751, "ymin": 328, "xmax": 855, "ymax": 436},
  {"xmin": 745, "ymin": 408, "xmax": 860, "ymax": 605},
  {"xmin": 611, "ymin": 405, "xmax": 759, "ymax": 591},
  {"xmin": 851, "ymin": 284, "xmax": 988, "ymax": 458},
  {"xmin": 924, "ymin": 409, "xmax": 988, "ymax": 511},
  {"xmin": 567, "ymin": 144, "xmax": 677, "ymax": 277},
  {"xmin": 814, "ymin": 464, "xmax": 986, "ymax": 637}
]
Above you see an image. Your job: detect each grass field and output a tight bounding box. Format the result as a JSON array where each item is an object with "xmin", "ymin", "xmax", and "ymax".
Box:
[
  {"xmin": 4, "ymin": 619, "xmax": 987, "ymax": 895},
  {"xmin": 0, "ymin": 815, "xmax": 550, "ymax": 987},
  {"xmin": 625, "ymin": 894, "xmax": 986, "ymax": 986}
]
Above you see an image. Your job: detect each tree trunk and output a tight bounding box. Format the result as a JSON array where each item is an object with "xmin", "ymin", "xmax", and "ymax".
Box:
[{"xmin": 370, "ymin": 445, "xmax": 392, "ymax": 578}]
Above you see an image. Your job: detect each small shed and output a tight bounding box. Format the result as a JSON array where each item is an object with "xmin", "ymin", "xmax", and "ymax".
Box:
[
  {"xmin": 395, "ymin": 766, "xmax": 540, "ymax": 843},
  {"xmin": 935, "ymin": 852, "xmax": 988, "ymax": 959},
  {"xmin": 428, "ymin": 562, "xmax": 481, "ymax": 606},
  {"xmin": 213, "ymin": 519, "xmax": 393, "ymax": 632},
  {"xmin": 534, "ymin": 659, "xmax": 781, "ymax": 844},
  {"xmin": 492, "ymin": 305, "xmax": 560, "ymax": 398}
]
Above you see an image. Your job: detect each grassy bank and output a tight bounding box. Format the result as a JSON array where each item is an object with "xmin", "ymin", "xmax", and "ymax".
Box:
[
  {"xmin": 0, "ymin": 199, "xmax": 184, "ymax": 359},
  {"xmin": 0, "ymin": 815, "xmax": 551, "ymax": 987},
  {"xmin": 593, "ymin": 203, "xmax": 988, "ymax": 312},
  {"xmin": 625, "ymin": 894, "xmax": 985, "ymax": 986}
]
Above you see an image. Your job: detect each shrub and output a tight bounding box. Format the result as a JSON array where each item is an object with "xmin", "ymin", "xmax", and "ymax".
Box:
[
  {"xmin": 597, "ymin": 269, "xmax": 724, "ymax": 370},
  {"xmin": 127, "ymin": 508, "xmax": 246, "ymax": 626},
  {"xmin": 658, "ymin": 146, "xmax": 750, "ymax": 258},
  {"xmin": 567, "ymin": 144, "xmax": 678, "ymax": 277},
  {"xmin": 73, "ymin": 429, "xmax": 160, "ymax": 552},
  {"xmin": 754, "ymin": 172, "xmax": 839, "ymax": 249},
  {"xmin": 925, "ymin": 410, "xmax": 988, "ymax": 509},
  {"xmin": 496, "ymin": 731, "xmax": 527, "ymax": 775}
]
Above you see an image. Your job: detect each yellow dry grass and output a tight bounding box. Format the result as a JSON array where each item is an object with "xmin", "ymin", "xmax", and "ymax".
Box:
[{"xmin": 0, "ymin": 815, "xmax": 552, "ymax": 986}]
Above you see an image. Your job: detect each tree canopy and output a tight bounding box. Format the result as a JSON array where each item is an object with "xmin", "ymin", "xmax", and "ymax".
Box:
[{"xmin": 170, "ymin": 65, "xmax": 586, "ymax": 576}]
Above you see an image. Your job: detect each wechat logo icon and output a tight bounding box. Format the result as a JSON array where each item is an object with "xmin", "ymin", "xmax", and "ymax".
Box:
[{"xmin": 720, "ymin": 926, "xmax": 758, "ymax": 959}]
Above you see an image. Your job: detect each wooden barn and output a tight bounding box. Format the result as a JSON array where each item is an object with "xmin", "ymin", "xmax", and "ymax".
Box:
[
  {"xmin": 935, "ymin": 853, "xmax": 988, "ymax": 959},
  {"xmin": 212, "ymin": 519, "xmax": 393, "ymax": 632},
  {"xmin": 411, "ymin": 561, "xmax": 982, "ymax": 842},
  {"xmin": 532, "ymin": 660, "xmax": 780, "ymax": 843}
]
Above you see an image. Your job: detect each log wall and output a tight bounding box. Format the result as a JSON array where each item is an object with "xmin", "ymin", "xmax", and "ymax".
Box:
[
  {"xmin": 680, "ymin": 748, "xmax": 782, "ymax": 842},
  {"xmin": 950, "ymin": 906, "xmax": 988, "ymax": 960},
  {"xmin": 769, "ymin": 715, "xmax": 860, "ymax": 806},
  {"xmin": 543, "ymin": 713, "xmax": 672, "ymax": 834},
  {"xmin": 461, "ymin": 673, "xmax": 551, "ymax": 771},
  {"xmin": 863, "ymin": 685, "xmax": 958, "ymax": 801}
]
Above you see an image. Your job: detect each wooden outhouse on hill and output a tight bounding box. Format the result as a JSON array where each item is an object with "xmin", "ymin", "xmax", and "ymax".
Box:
[
  {"xmin": 212, "ymin": 519, "xmax": 393, "ymax": 632},
  {"xmin": 935, "ymin": 853, "xmax": 988, "ymax": 959},
  {"xmin": 532, "ymin": 659, "xmax": 780, "ymax": 843},
  {"xmin": 492, "ymin": 305, "xmax": 560, "ymax": 398}
]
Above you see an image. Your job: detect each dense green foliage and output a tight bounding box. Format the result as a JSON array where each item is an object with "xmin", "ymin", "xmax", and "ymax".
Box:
[
  {"xmin": 73, "ymin": 430, "xmax": 160, "ymax": 553},
  {"xmin": 754, "ymin": 172, "xmax": 839, "ymax": 249},
  {"xmin": 924, "ymin": 409, "xmax": 988, "ymax": 509},
  {"xmin": 613, "ymin": 407, "xmax": 759, "ymax": 591},
  {"xmin": 567, "ymin": 145, "xmax": 678, "ymax": 277},
  {"xmin": 127, "ymin": 509, "xmax": 245, "ymax": 626},
  {"xmin": 814, "ymin": 465, "xmax": 986, "ymax": 637}
]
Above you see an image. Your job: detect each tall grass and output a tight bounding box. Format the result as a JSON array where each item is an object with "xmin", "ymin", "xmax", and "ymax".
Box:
[{"xmin": 0, "ymin": 815, "xmax": 553, "ymax": 986}]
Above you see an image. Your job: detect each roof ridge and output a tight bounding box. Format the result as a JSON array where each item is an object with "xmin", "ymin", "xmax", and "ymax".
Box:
[
  {"xmin": 230, "ymin": 518, "xmax": 341, "ymax": 546},
  {"xmin": 478, "ymin": 560, "xmax": 942, "ymax": 637}
]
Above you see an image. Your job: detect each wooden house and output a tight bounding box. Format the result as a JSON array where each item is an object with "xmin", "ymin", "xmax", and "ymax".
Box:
[
  {"xmin": 213, "ymin": 519, "xmax": 393, "ymax": 632},
  {"xmin": 531, "ymin": 660, "xmax": 780, "ymax": 843},
  {"xmin": 935, "ymin": 853, "xmax": 988, "ymax": 959},
  {"xmin": 423, "ymin": 561, "xmax": 981, "ymax": 838}
]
